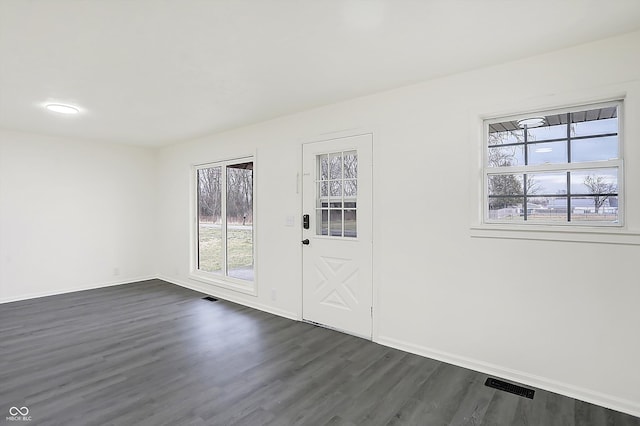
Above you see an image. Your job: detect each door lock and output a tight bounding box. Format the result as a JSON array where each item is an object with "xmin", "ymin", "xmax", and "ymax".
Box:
[{"xmin": 302, "ymin": 239, "xmax": 310, "ymax": 245}]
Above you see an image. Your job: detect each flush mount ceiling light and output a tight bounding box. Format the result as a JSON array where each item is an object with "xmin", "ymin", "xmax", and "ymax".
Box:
[
  {"xmin": 517, "ymin": 117, "xmax": 545, "ymax": 128},
  {"xmin": 45, "ymin": 103, "xmax": 80, "ymax": 114}
]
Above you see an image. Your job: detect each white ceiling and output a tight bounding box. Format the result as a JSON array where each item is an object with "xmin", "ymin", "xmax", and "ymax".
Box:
[{"xmin": 1, "ymin": 0, "xmax": 639, "ymax": 147}]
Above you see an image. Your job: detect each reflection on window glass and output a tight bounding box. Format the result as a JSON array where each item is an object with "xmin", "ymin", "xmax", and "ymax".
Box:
[{"xmin": 527, "ymin": 142, "xmax": 566, "ymax": 165}]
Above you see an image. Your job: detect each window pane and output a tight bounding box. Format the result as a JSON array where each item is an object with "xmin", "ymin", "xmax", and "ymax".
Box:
[
  {"xmin": 319, "ymin": 154, "xmax": 328, "ymax": 180},
  {"xmin": 198, "ymin": 167, "xmax": 222, "ymax": 274},
  {"xmin": 527, "ymin": 142, "xmax": 567, "ymax": 165},
  {"xmin": 344, "ymin": 151, "xmax": 358, "ymax": 179},
  {"xmin": 571, "ymin": 197, "xmax": 619, "ymax": 223},
  {"xmin": 319, "ymin": 181, "xmax": 328, "ymax": 198},
  {"xmin": 571, "ymin": 136, "xmax": 618, "ymax": 162},
  {"xmin": 317, "ymin": 209, "xmax": 328, "ymax": 235},
  {"xmin": 570, "ymin": 168, "xmax": 618, "ymax": 196},
  {"xmin": 488, "ymin": 174, "xmax": 524, "ymax": 197},
  {"xmin": 487, "ymin": 198, "xmax": 523, "ymax": 220},
  {"xmin": 226, "ymin": 163, "xmax": 253, "ymax": 281},
  {"xmin": 488, "ymin": 129, "xmax": 524, "ymax": 145},
  {"xmin": 330, "ymin": 181, "xmax": 342, "ymax": 197},
  {"xmin": 344, "ymin": 210, "xmax": 357, "ymax": 237},
  {"xmin": 344, "ymin": 179, "xmax": 357, "ymax": 197},
  {"xmin": 488, "ymin": 145, "xmax": 524, "ymax": 167},
  {"xmin": 329, "ymin": 152, "xmax": 342, "ymax": 180},
  {"xmin": 572, "ymin": 117, "xmax": 618, "ymax": 137},
  {"xmin": 527, "ymin": 123, "xmax": 567, "ymax": 141},
  {"xmin": 526, "ymin": 171, "xmax": 567, "ymax": 196},
  {"xmin": 329, "ymin": 210, "xmax": 342, "ymax": 237},
  {"xmin": 526, "ymin": 197, "xmax": 567, "ymax": 223}
]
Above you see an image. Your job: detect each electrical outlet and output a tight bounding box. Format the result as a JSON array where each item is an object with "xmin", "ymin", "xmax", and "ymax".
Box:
[
  {"xmin": 271, "ymin": 288, "xmax": 277, "ymax": 302},
  {"xmin": 113, "ymin": 267, "xmax": 120, "ymax": 276}
]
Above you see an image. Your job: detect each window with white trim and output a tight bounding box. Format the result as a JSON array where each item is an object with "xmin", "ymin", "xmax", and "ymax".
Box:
[
  {"xmin": 194, "ymin": 158, "xmax": 254, "ymax": 292},
  {"xmin": 484, "ymin": 101, "xmax": 622, "ymax": 226}
]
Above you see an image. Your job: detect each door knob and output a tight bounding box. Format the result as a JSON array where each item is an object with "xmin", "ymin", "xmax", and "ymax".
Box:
[{"xmin": 302, "ymin": 239, "xmax": 310, "ymax": 245}]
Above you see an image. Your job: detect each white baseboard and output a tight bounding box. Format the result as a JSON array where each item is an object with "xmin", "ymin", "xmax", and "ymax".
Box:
[
  {"xmin": 157, "ymin": 275, "xmax": 300, "ymax": 321},
  {"xmin": 376, "ymin": 335, "xmax": 640, "ymax": 418},
  {"xmin": 0, "ymin": 275, "xmax": 157, "ymax": 304}
]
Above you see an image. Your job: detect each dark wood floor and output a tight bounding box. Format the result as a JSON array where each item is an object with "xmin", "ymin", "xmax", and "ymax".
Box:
[{"xmin": 1, "ymin": 280, "xmax": 638, "ymax": 426}]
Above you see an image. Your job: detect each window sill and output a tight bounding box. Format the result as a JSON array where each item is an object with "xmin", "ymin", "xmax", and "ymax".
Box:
[
  {"xmin": 470, "ymin": 224, "xmax": 640, "ymax": 245},
  {"xmin": 189, "ymin": 271, "xmax": 257, "ymax": 296}
]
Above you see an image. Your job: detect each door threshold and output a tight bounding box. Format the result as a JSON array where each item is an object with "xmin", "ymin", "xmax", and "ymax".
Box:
[{"xmin": 302, "ymin": 319, "xmax": 371, "ymax": 341}]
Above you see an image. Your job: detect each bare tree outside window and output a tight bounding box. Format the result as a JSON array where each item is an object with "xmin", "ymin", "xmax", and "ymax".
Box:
[
  {"xmin": 487, "ymin": 131, "xmax": 539, "ymax": 210},
  {"xmin": 198, "ymin": 167, "xmax": 221, "ymax": 222},
  {"xmin": 583, "ymin": 175, "xmax": 617, "ymax": 214}
]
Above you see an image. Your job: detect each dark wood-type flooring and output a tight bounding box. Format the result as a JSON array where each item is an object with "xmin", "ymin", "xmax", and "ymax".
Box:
[{"xmin": 1, "ymin": 280, "xmax": 638, "ymax": 425}]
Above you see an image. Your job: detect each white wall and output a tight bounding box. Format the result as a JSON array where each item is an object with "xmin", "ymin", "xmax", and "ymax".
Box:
[
  {"xmin": 156, "ymin": 30, "xmax": 640, "ymax": 416},
  {"xmin": 0, "ymin": 130, "xmax": 157, "ymax": 302}
]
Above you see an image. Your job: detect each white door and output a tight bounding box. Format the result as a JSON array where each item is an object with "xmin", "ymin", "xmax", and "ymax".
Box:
[{"xmin": 302, "ymin": 134, "xmax": 373, "ymax": 339}]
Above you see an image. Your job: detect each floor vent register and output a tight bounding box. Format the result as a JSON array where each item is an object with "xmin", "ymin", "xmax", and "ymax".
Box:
[{"xmin": 485, "ymin": 378, "xmax": 535, "ymax": 399}]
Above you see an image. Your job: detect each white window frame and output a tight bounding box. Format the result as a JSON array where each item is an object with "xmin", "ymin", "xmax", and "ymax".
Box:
[
  {"xmin": 190, "ymin": 156, "xmax": 256, "ymax": 296},
  {"xmin": 482, "ymin": 100, "xmax": 624, "ymax": 229}
]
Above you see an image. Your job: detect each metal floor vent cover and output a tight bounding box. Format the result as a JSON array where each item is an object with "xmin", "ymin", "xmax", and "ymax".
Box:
[
  {"xmin": 485, "ymin": 378, "xmax": 535, "ymax": 399},
  {"xmin": 202, "ymin": 296, "xmax": 218, "ymax": 302}
]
